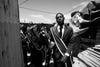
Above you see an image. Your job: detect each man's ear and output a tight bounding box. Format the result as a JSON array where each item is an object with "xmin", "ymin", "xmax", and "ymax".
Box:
[{"xmin": 64, "ymin": 17, "xmax": 65, "ymax": 20}]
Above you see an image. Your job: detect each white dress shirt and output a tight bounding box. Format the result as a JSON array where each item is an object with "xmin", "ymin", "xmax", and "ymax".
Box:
[{"xmin": 57, "ymin": 25, "xmax": 65, "ymax": 38}]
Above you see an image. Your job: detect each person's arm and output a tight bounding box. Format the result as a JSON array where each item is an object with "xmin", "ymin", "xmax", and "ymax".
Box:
[
  {"xmin": 79, "ymin": 21, "xmax": 91, "ymax": 29},
  {"xmin": 79, "ymin": 16, "xmax": 100, "ymax": 29},
  {"xmin": 48, "ymin": 29, "xmax": 55, "ymax": 48}
]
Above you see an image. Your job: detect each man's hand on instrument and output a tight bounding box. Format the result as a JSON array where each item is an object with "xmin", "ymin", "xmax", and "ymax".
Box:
[
  {"xmin": 49, "ymin": 41, "xmax": 55, "ymax": 48},
  {"xmin": 61, "ymin": 52, "xmax": 70, "ymax": 62}
]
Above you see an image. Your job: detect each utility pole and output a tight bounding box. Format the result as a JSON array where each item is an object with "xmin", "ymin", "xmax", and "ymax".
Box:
[{"xmin": 0, "ymin": 0, "xmax": 24, "ymax": 67}]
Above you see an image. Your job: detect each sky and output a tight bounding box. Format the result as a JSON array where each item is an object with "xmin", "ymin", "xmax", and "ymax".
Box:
[{"xmin": 18, "ymin": 0, "xmax": 91, "ymax": 23}]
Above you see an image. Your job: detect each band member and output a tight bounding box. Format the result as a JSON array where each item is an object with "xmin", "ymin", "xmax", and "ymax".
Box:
[
  {"xmin": 69, "ymin": 0, "xmax": 100, "ymax": 52},
  {"xmin": 50, "ymin": 13, "xmax": 73, "ymax": 67},
  {"xmin": 70, "ymin": 1, "xmax": 100, "ymax": 46},
  {"xmin": 70, "ymin": 1, "xmax": 100, "ymax": 67}
]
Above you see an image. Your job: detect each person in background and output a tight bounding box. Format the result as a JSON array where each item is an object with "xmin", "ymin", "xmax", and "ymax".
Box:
[{"xmin": 70, "ymin": 1, "xmax": 100, "ymax": 52}]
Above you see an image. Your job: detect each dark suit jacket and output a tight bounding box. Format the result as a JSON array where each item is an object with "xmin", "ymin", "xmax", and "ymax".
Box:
[{"xmin": 51, "ymin": 23, "xmax": 73, "ymax": 61}]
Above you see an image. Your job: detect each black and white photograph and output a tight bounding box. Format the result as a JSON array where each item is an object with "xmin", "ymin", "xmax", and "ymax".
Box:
[{"xmin": 0, "ymin": 0, "xmax": 100, "ymax": 67}]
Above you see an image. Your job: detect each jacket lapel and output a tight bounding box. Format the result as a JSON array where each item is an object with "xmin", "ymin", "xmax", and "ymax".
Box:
[{"xmin": 55, "ymin": 25, "xmax": 61, "ymax": 37}]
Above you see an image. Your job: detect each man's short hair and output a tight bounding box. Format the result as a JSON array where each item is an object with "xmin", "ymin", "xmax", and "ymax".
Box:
[{"xmin": 55, "ymin": 13, "xmax": 64, "ymax": 19}]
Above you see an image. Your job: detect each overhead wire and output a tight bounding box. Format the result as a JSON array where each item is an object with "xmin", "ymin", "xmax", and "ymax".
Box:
[
  {"xmin": 19, "ymin": 0, "xmax": 56, "ymax": 14},
  {"xmin": 64, "ymin": 0, "xmax": 91, "ymax": 14},
  {"xmin": 19, "ymin": 7, "xmax": 56, "ymax": 14},
  {"xmin": 19, "ymin": 0, "xmax": 30, "ymax": 6}
]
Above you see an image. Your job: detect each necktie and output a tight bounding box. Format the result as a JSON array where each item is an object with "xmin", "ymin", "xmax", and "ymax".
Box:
[{"xmin": 59, "ymin": 27, "xmax": 62, "ymax": 38}]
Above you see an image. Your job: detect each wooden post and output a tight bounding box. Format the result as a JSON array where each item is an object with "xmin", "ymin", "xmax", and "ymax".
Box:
[{"xmin": 0, "ymin": 0, "xmax": 24, "ymax": 67}]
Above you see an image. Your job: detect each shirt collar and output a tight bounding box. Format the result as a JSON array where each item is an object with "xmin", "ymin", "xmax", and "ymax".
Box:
[{"xmin": 57, "ymin": 24, "xmax": 65, "ymax": 32}]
